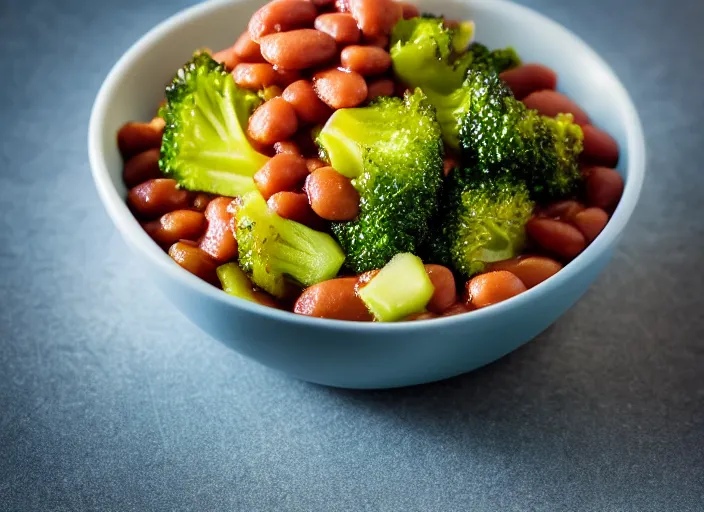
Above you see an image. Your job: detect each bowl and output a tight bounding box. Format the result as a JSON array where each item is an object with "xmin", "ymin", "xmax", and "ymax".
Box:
[{"xmin": 88, "ymin": 0, "xmax": 645, "ymax": 389}]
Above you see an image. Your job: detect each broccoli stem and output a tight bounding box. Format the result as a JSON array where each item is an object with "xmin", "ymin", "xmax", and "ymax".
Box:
[{"xmin": 217, "ymin": 263, "xmax": 257, "ymax": 303}]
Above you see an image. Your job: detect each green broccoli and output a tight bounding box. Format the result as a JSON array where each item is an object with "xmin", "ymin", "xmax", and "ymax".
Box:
[
  {"xmin": 160, "ymin": 53, "xmax": 269, "ymax": 197},
  {"xmin": 429, "ymin": 175, "xmax": 535, "ymax": 277},
  {"xmin": 317, "ymin": 89, "xmax": 444, "ymax": 273},
  {"xmin": 233, "ymin": 191, "xmax": 345, "ymax": 298}
]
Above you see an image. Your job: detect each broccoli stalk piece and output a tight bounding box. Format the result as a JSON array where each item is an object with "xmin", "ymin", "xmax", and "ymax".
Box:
[
  {"xmin": 217, "ymin": 263, "xmax": 258, "ymax": 303},
  {"xmin": 429, "ymin": 176, "xmax": 535, "ymax": 277},
  {"xmin": 357, "ymin": 253, "xmax": 434, "ymax": 322},
  {"xmin": 234, "ymin": 192, "xmax": 345, "ymax": 298},
  {"xmin": 317, "ymin": 89, "xmax": 444, "ymax": 273},
  {"xmin": 160, "ymin": 53, "xmax": 269, "ymax": 197}
]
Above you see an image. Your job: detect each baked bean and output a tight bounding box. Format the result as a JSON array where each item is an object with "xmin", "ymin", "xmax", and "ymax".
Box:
[
  {"xmin": 572, "ymin": 207, "xmax": 609, "ymax": 244},
  {"xmin": 341, "ymin": 45, "xmax": 391, "ymax": 76},
  {"xmin": 248, "ymin": 97, "xmax": 299, "ymax": 145},
  {"xmin": 486, "ymin": 256, "xmax": 563, "ymax": 289},
  {"xmin": 313, "ymin": 68, "xmax": 368, "ymax": 109},
  {"xmin": 267, "ymin": 191, "xmax": 321, "ymax": 227},
  {"xmin": 233, "ymin": 31, "xmax": 266, "ymax": 63},
  {"xmin": 348, "ymin": 0, "xmax": 402, "ymax": 37},
  {"xmin": 127, "ymin": 179, "xmax": 191, "ymax": 219},
  {"xmin": 424, "ymin": 264, "xmax": 457, "ymax": 314},
  {"xmin": 366, "ymin": 78, "xmax": 395, "ymax": 101},
  {"xmin": 442, "ymin": 302, "xmax": 474, "ymax": 317},
  {"xmin": 282, "ymin": 80, "xmax": 333, "ymax": 124},
  {"xmin": 168, "ymin": 242, "xmax": 219, "ymax": 284},
  {"xmin": 522, "ymin": 90, "xmax": 590, "ymax": 126},
  {"xmin": 211, "ymin": 46, "xmax": 241, "ymax": 71},
  {"xmin": 314, "ymin": 13, "xmax": 361, "ymax": 44},
  {"xmin": 259, "ymin": 29, "xmax": 337, "ymax": 70},
  {"xmin": 294, "ymin": 277, "xmax": 373, "ymax": 321},
  {"xmin": 274, "ymin": 140, "xmax": 302, "ymax": 155},
  {"xmin": 305, "ymin": 167, "xmax": 360, "ymax": 220},
  {"xmin": 526, "ymin": 218, "xmax": 586, "ymax": 260},
  {"xmin": 466, "ymin": 271, "xmax": 527, "ymax": 309},
  {"xmin": 584, "ymin": 166, "xmax": 624, "ymax": 211},
  {"xmin": 399, "ymin": 1, "xmax": 420, "ymax": 19},
  {"xmin": 363, "ymin": 34, "xmax": 390, "ymax": 48},
  {"xmin": 117, "ymin": 121, "xmax": 163, "ymax": 160},
  {"xmin": 143, "ymin": 210, "xmax": 206, "ymax": 247},
  {"xmin": 254, "ymin": 153, "xmax": 310, "ymax": 199},
  {"xmin": 191, "ymin": 193, "xmax": 213, "ymax": 212},
  {"xmin": 306, "ymin": 158, "xmax": 328, "ymax": 172},
  {"xmin": 582, "ymin": 125, "xmax": 619, "ymax": 168},
  {"xmin": 123, "ymin": 148, "xmax": 162, "ymax": 188},
  {"xmin": 233, "ymin": 63, "xmax": 279, "ymax": 90},
  {"xmin": 542, "ymin": 200, "xmax": 585, "ymax": 222},
  {"xmin": 406, "ymin": 312, "xmax": 439, "ymax": 321},
  {"xmin": 200, "ymin": 197, "xmax": 238, "ymax": 263},
  {"xmin": 499, "ymin": 64, "xmax": 557, "ymax": 100},
  {"xmin": 443, "ymin": 156, "xmax": 459, "ymax": 177},
  {"xmin": 248, "ymin": 0, "xmax": 318, "ymax": 42}
]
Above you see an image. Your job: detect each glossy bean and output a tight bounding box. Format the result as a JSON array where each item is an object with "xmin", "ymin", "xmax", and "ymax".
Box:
[
  {"xmin": 294, "ymin": 277, "xmax": 373, "ymax": 321},
  {"xmin": 127, "ymin": 179, "xmax": 191, "ymax": 219},
  {"xmin": 582, "ymin": 125, "xmax": 620, "ymax": 168},
  {"xmin": 366, "ymin": 78, "xmax": 395, "ymax": 101},
  {"xmin": 168, "ymin": 242, "xmax": 219, "ymax": 284},
  {"xmin": 274, "ymin": 140, "xmax": 302, "ymax": 155},
  {"xmin": 282, "ymin": 80, "xmax": 333, "ymax": 124},
  {"xmin": 248, "ymin": 97, "xmax": 299, "ymax": 145},
  {"xmin": 314, "ymin": 13, "xmax": 361, "ymax": 44},
  {"xmin": 117, "ymin": 121, "xmax": 163, "ymax": 160},
  {"xmin": 123, "ymin": 148, "xmax": 162, "ymax": 188},
  {"xmin": 233, "ymin": 31, "xmax": 266, "ymax": 63},
  {"xmin": 424, "ymin": 264, "xmax": 457, "ymax": 314},
  {"xmin": 191, "ymin": 193, "xmax": 213, "ymax": 213},
  {"xmin": 442, "ymin": 302, "xmax": 475, "ymax": 317},
  {"xmin": 200, "ymin": 197, "xmax": 238, "ymax": 263},
  {"xmin": 584, "ymin": 166, "xmax": 624, "ymax": 211},
  {"xmin": 211, "ymin": 46, "xmax": 241, "ymax": 71},
  {"xmin": 313, "ymin": 68, "xmax": 368, "ymax": 109},
  {"xmin": 348, "ymin": 0, "xmax": 402, "ymax": 37},
  {"xmin": 499, "ymin": 64, "xmax": 557, "ymax": 100},
  {"xmin": 341, "ymin": 45, "xmax": 391, "ymax": 76},
  {"xmin": 233, "ymin": 63, "xmax": 279, "ymax": 89},
  {"xmin": 542, "ymin": 200, "xmax": 585, "ymax": 222},
  {"xmin": 363, "ymin": 34, "xmax": 390, "ymax": 48},
  {"xmin": 572, "ymin": 207, "xmax": 609, "ymax": 244},
  {"xmin": 486, "ymin": 256, "xmax": 563, "ymax": 289},
  {"xmin": 248, "ymin": 0, "xmax": 318, "ymax": 42},
  {"xmin": 522, "ymin": 90, "xmax": 590, "ymax": 126},
  {"xmin": 267, "ymin": 191, "xmax": 321, "ymax": 227},
  {"xmin": 254, "ymin": 153, "xmax": 310, "ymax": 199},
  {"xmin": 466, "ymin": 271, "xmax": 527, "ymax": 309},
  {"xmin": 305, "ymin": 167, "xmax": 360, "ymax": 220},
  {"xmin": 526, "ymin": 218, "xmax": 586, "ymax": 260},
  {"xmin": 259, "ymin": 29, "xmax": 337, "ymax": 70},
  {"xmin": 143, "ymin": 210, "xmax": 206, "ymax": 247},
  {"xmin": 306, "ymin": 158, "xmax": 328, "ymax": 173}
]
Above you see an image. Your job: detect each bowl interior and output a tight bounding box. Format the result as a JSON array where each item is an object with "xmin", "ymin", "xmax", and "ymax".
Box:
[{"xmin": 90, "ymin": 0, "xmax": 645, "ymax": 330}]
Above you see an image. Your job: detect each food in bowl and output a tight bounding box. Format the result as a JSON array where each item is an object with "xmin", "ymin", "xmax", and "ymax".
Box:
[{"xmin": 116, "ymin": 0, "xmax": 625, "ymax": 323}]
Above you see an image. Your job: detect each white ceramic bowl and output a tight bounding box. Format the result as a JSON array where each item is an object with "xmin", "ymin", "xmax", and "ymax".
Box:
[{"xmin": 89, "ymin": 0, "xmax": 645, "ymax": 389}]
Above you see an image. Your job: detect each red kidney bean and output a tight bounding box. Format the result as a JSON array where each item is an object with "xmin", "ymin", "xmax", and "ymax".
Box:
[
  {"xmin": 341, "ymin": 45, "xmax": 391, "ymax": 76},
  {"xmin": 486, "ymin": 256, "xmax": 563, "ymax": 289},
  {"xmin": 248, "ymin": 97, "xmax": 299, "ymax": 145},
  {"xmin": 348, "ymin": 0, "xmax": 402, "ymax": 37},
  {"xmin": 442, "ymin": 302, "xmax": 475, "ymax": 317},
  {"xmin": 582, "ymin": 125, "xmax": 620, "ymax": 168},
  {"xmin": 542, "ymin": 200, "xmax": 585, "ymax": 222},
  {"xmin": 123, "ymin": 148, "xmax": 162, "ymax": 188},
  {"xmin": 306, "ymin": 158, "xmax": 328, "ymax": 173},
  {"xmin": 254, "ymin": 153, "xmax": 310, "ymax": 200},
  {"xmin": 267, "ymin": 191, "xmax": 322, "ymax": 227},
  {"xmin": 366, "ymin": 78, "xmax": 395, "ymax": 101},
  {"xmin": 294, "ymin": 277, "xmax": 373, "ymax": 321},
  {"xmin": 584, "ymin": 166, "xmax": 624, "ymax": 211},
  {"xmin": 282, "ymin": 80, "xmax": 333, "ymax": 124},
  {"xmin": 522, "ymin": 90, "xmax": 590, "ymax": 126},
  {"xmin": 211, "ymin": 46, "xmax": 241, "ymax": 71},
  {"xmin": 572, "ymin": 207, "xmax": 609, "ymax": 244},
  {"xmin": 305, "ymin": 167, "xmax": 360, "ymax": 220},
  {"xmin": 249, "ymin": 0, "xmax": 318, "ymax": 42},
  {"xmin": 191, "ymin": 193, "xmax": 213, "ymax": 213},
  {"xmin": 233, "ymin": 63, "xmax": 279, "ymax": 89},
  {"xmin": 406, "ymin": 312, "xmax": 439, "ymax": 321},
  {"xmin": 526, "ymin": 218, "xmax": 586, "ymax": 260},
  {"xmin": 259, "ymin": 29, "xmax": 337, "ymax": 70},
  {"xmin": 499, "ymin": 64, "xmax": 557, "ymax": 100},
  {"xmin": 274, "ymin": 140, "xmax": 302, "ymax": 155},
  {"xmin": 314, "ymin": 13, "xmax": 361, "ymax": 45},
  {"xmin": 399, "ymin": 2, "xmax": 420, "ymax": 19},
  {"xmin": 127, "ymin": 179, "xmax": 191, "ymax": 219},
  {"xmin": 233, "ymin": 31, "xmax": 266, "ymax": 63},
  {"xmin": 117, "ymin": 121, "xmax": 163, "ymax": 160},
  {"xmin": 466, "ymin": 271, "xmax": 527, "ymax": 309},
  {"xmin": 168, "ymin": 242, "xmax": 219, "ymax": 284},
  {"xmin": 199, "ymin": 197, "xmax": 238, "ymax": 263},
  {"xmin": 143, "ymin": 210, "xmax": 206, "ymax": 247},
  {"xmin": 313, "ymin": 68, "xmax": 368, "ymax": 109},
  {"xmin": 424, "ymin": 264, "xmax": 457, "ymax": 314}
]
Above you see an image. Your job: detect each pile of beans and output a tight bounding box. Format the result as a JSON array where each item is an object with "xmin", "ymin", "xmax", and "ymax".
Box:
[{"xmin": 117, "ymin": 0, "xmax": 625, "ymax": 321}]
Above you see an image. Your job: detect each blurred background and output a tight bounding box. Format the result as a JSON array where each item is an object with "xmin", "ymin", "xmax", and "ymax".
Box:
[{"xmin": 1, "ymin": 0, "xmax": 703, "ymax": 510}]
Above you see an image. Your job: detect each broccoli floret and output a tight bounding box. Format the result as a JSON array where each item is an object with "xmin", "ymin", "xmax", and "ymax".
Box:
[
  {"xmin": 459, "ymin": 68, "xmax": 584, "ymax": 200},
  {"xmin": 234, "ymin": 192, "xmax": 345, "ymax": 298},
  {"xmin": 160, "ymin": 53, "xmax": 269, "ymax": 197},
  {"xmin": 429, "ymin": 176, "xmax": 535, "ymax": 277},
  {"xmin": 465, "ymin": 42, "xmax": 521, "ymax": 74},
  {"xmin": 317, "ymin": 90, "xmax": 444, "ymax": 272}
]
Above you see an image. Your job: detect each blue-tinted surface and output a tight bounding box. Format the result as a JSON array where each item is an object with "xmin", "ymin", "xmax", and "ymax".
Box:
[{"xmin": 1, "ymin": 0, "xmax": 703, "ymax": 510}]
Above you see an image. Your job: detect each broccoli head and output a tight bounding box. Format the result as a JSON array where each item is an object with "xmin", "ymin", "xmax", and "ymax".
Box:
[
  {"xmin": 233, "ymin": 192, "xmax": 345, "ymax": 298},
  {"xmin": 160, "ymin": 53, "xmax": 269, "ymax": 197},
  {"xmin": 429, "ymin": 175, "xmax": 535, "ymax": 277},
  {"xmin": 317, "ymin": 89, "xmax": 444, "ymax": 273}
]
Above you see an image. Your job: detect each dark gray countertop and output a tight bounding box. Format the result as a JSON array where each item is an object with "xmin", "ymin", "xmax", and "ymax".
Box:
[{"xmin": 1, "ymin": 0, "xmax": 703, "ymax": 510}]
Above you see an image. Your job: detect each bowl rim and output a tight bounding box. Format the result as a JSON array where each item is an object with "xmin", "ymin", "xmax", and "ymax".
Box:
[{"xmin": 88, "ymin": 0, "xmax": 646, "ymax": 333}]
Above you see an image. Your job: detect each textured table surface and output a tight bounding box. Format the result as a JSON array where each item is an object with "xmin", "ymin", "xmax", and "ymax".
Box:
[{"xmin": 1, "ymin": 0, "xmax": 703, "ymax": 510}]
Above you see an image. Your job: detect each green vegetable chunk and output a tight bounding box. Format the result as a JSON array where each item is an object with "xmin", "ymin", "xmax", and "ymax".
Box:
[
  {"xmin": 429, "ymin": 176, "xmax": 535, "ymax": 277},
  {"xmin": 234, "ymin": 191, "xmax": 345, "ymax": 298},
  {"xmin": 317, "ymin": 89, "xmax": 444, "ymax": 273},
  {"xmin": 358, "ymin": 253, "xmax": 434, "ymax": 322},
  {"xmin": 160, "ymin": 52, "xmax": 269, "ymax": 196},
  {"xmin": 217, "ymin": 263, "xmax": 257, "ymax": 303}
]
